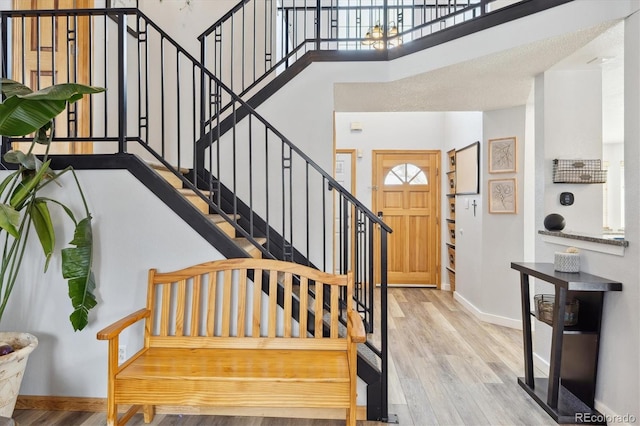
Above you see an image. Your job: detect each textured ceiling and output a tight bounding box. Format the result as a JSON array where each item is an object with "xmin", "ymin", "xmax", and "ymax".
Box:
[{"xmin": 334, "ymin": 20, "xmax": 623, "ymax": 112}]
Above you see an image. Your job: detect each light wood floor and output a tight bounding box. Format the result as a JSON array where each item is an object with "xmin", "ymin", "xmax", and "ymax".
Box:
[{"xmin": 13, "ymin": 288, "xmax": 557, "ymax": 425}]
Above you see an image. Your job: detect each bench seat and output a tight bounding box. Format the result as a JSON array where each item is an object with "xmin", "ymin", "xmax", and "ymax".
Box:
[{"xmin": 115, "ymin": 348, "xmax": 351, "ymax": 407}]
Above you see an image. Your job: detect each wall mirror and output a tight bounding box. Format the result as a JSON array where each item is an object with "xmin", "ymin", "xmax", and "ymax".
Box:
[{"xmin": 455, "ymin": 141, "xmax": 480, "ymax": 195}]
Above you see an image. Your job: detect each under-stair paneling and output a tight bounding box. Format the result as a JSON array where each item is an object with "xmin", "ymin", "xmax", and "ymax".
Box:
[{"xmin": 0, "ymin": 170, "xmax": 225, "ymax": 398}]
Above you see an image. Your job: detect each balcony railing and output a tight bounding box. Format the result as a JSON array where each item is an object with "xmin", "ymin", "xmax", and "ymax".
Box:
[{"xmin": 198, "ymin": 0, "xmax": 526, "ymax": 99}]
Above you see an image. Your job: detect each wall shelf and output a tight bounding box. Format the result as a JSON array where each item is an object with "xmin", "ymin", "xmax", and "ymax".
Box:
[
  {"xmin": 539, "ymin": 230, "xmax": 628, "ymax": 256},
  {"xmin": 552, "ymin": 159, "xmax": 607, "ymax": 184},
  {"xmin": 445, "ymin": 149, "xmax": 456, "ymax": 291}
]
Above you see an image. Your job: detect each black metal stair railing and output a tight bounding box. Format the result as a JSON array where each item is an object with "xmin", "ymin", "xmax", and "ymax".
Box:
[
  {"xmin": 1, "ymin": 7, "xmax": 393, "ymax": 421},
  {"xmin": 198, "ymin": 0, "xmax": 525, "ymax": 102}
]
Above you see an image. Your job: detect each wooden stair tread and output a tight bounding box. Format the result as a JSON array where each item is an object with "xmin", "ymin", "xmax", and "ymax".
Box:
[
  {"xmin": 147, "ymin": 162, "xmax": 190, "ymax": 175},
  {"xmin": 177, "ymin": 188, "xmax": 212, "ymax": 197},
  {"xmin": 233, "ymin": 237, "xmax": 266, "ymax": 249},
  {"xmin": 117, "ymin": 348, "xmax": 349, "ymax": 381},
  {"xmin": 206, "ymin": 214, "xmax": 239, "ymax": 224},
  {"xmin": 233, "ymin": 237, "xmax": 266, "ymax": 258}
]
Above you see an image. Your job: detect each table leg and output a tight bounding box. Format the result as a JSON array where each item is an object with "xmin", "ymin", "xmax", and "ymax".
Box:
[
  {"xmin": 547, "ymin": 286, "xmax": 567, "ymax": 408},
  {"xmin": 519, "ymin": 272, "xmax": 534, "ymax": 387}
]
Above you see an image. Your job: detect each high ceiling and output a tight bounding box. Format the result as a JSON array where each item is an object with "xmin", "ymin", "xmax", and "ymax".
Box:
[{"xmin": 334, "ymin": 20, "xmax": 624, "ymax": 114}]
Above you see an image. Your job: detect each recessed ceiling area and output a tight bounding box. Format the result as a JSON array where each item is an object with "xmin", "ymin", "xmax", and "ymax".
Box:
[{"xmin": 333, "ymin": 20, "xmax": 623, "ymax": 113}]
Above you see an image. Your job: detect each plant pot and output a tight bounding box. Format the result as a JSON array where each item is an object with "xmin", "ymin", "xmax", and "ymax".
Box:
[{"xmin": 0, "ymin": 332, "xmax": 38, "ymax": 418}]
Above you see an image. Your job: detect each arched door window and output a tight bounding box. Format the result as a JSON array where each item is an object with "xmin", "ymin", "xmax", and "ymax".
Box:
[{"xmin": 384, "ymin": 163, "xmax": 428, "ymax": 185}]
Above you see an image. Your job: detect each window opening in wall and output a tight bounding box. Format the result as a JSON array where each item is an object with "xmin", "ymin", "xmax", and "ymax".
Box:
[
  {"xmin": 603, "ymin": 160, "xmax": 609, "ymax": 229},
  {"xmin": 620, "ymin": 160, "xmax": 625, "ymax": 230}
]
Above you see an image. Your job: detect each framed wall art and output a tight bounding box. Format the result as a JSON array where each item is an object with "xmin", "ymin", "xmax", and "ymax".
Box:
[
  {"xmin": 488, "ymin": 178, "xmax": 517, "ymax": 214},
  {"xmin": 488, "ymin": 137, "xmax": 517, "ymax": 173},
  {"xmin": 455, "ymin": 141, "xmax": 480, "ymax": 194}
]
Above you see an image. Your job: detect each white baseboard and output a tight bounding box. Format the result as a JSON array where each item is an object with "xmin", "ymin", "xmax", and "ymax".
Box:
[
  {"xmin": 441, "ymin": 283, "xmax": 451, "ymax": 291},
  {"xmin": 593, "ymin": 401, "xmax": 639, "ymax": 425},
  {"xmin": 533, "ymin": 352, "xmax": 549, "ymax": 374},
  {"xmin": 453, "ymin": 291, "xmax": 522, "ymax": 330},
  {"xmin": 528, "ymin": 357, "xmax": 637, "ymax": 425}
]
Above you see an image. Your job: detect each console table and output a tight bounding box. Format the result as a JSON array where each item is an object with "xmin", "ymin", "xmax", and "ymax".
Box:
[{"xmin": 511, "ymin": 262, "xmax": 622, "ymax": 424}]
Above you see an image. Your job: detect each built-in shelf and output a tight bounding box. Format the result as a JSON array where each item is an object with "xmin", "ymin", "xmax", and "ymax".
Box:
[
  {"xmin": 446, "ymin": 149, "xmax": 456, "ymax": 292},
  {"xmin": 539, "ymin": 230, "xmax": 628, "ymax": 256}
]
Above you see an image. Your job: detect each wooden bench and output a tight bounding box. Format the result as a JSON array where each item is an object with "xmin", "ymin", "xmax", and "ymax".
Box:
[{"xmin": 96, "ymin": 258, "xmax": 366, "ymax": 426}]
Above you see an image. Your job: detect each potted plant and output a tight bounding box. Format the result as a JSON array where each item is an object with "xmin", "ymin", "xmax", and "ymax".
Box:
[{"xmin": 0, "ymin": 78, "xmax": 105, "ymax": 417}]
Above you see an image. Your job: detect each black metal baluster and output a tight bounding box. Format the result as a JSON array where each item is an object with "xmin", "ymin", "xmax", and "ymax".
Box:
[
  {"xmin": 342, "ymin": 197, "xmax": 349, "ymax": 275},
  {"xmin": 368, "ymin": 216, "xmax": 374, "ymax": 330},
  {"xmin": 232, "ymin": 102, "xmax": 238, "ymax": 219},
  {"xmin": 264, "ymin": 126, "xmax": 270, "ymax": 252},
  {"xmin": 137, "ymin": 16, "xmax": 143, "ymax": 142},
  {"xmin": 215, "ymin": 82, "xmax": 221, "ymax": 206},
  {"xmin": 160, "ymin": 36, "xmax": 165, "ymax": 155},
  {"xmin": 102, "ymin": 14, "xmax": 108, "ymax": 138},
  {"xmin": 176, "ymin": 50, "xmax": 181, "ymax": 167},
  {"xmin": 315, "ymin": 0, "xmax": 321, "ymax": 50},
  {"xmin": 380, "ymin": 228, "xmax": 389, "ymax": 421},
  {"xmin": 288, "ymin": 145, "xmax": 293, "ymax": 262},
  {"xmin": 305, "ymin": 163, "xmax": 310, "ymax": 265},
  {"xmin": 248, "ymin": 114, "xmax": 254, "ymax": 238},
  {"xmin": 241, "ymin": 1, "xmax": 245, "ymax": 93},
  {"xmin": 230, "ymin": 15, "xmax": 234, "ymax": 92},
  {"xmin": 192, "ymin": 65, "xmax": 197, "ymax": 170},
  {"xmin": 322, "ymin": 176, "xmax": 326, "ymax": 271},
  {"xmin": 117, "ymin": 12, "xmax": 127, "ymax": 153},
  {"xmin": 252, "ymin": 0, "xmax": 256, "ymax": 84},
  {"xmin": 87, "ymin": 14, "xmax": 95, "ymax": 137}
]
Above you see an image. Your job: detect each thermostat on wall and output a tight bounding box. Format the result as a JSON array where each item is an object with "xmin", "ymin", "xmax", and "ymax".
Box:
[{"xmin": 560, "ymin": 192, "xmax": 574, "ymax": 206}]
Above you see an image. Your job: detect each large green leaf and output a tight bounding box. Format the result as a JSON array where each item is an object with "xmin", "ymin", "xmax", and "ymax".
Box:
[
  {"xmin": 0, "ymin": 170, "xmax": 21, "ymax": 195},
  {"xmin": 0, "ymin": 204, "xmax": 20, "ymax": 239},
  {"xmin": 0, "ymin": 80, "xmax": 105, "ymax": 137},
  {"xmin": 30, "ymin": 199, "xmax": 55, "ymax": 271},
  {"xmin": 0, "ymin": 95, "xmax": 64, "ymax": 136},
  {"xmin": 16, "ymin": 83, "xmax": 105, "ymax": 102},
  {"xmin": 0, "ymin": 79, "xmax": 33, "ymax": 97},
  {"xmin": 61, "ymin": 216, "xmax": 96, "ymax": 331},
  {"xmin": 3, "ymin": 150, "xmax": 38, "ymax": 170},
  {"xmin": 10, "ymin": 159, "xmax": 51, "ymax": 209}
]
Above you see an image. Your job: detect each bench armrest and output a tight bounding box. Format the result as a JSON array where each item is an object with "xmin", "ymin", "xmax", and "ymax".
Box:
[
  {"xmin": 348, "ymin": 310, "xmax": 366, "ymax": 343},
  {"xmin": 96, "ymin": 308, "xmax": 150, "ymax": 341}
]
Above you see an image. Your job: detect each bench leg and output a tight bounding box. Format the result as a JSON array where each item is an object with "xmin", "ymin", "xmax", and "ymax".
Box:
[
  {"xmin": 143, "ymin": 405, "xmax": 155, "ymax": 423},
  {"xmin": 347, "ymin": 407, "xmax": 356, "ymax": 426},
  {"xmin": 106, "ymin": 398, "xmax": 117, "ymax": 426}
]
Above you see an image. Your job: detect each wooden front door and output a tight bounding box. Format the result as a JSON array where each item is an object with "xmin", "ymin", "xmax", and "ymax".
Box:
[
  {"xmin": 373, "ymin": 151, "xmax": 440, "ymax": 286},
  {"xmin": 12, "ymin": 0, "xmax": 93, "ymax": 154}
]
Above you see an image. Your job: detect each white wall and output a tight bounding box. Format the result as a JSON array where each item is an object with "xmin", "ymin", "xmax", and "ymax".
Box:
[
  {"xmin": 1, "ymin": 170, "xmax": 223, "ymax": 397},
  {"xmin": 542, "ymin": 69, "xmax": 604, "ymax": 235},
  {"xmin": 482, "ymin": 107, "xmax": 526, "ymax": 323},
  {"xmin": 532, "ymin": 11, "xmax": 640, "ymax": 420},
  {"xmin": 136, "ymin": 0, "xmax": 238, "ymax": 58}
]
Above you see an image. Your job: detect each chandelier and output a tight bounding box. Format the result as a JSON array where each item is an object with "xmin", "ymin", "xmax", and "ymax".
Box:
[{"xmin": 362, "ymin": 22, "xmax": 402, "ymax": 50}]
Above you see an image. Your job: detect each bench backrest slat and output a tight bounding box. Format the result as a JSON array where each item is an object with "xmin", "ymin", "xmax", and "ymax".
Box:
[
  {"xmin": 299, "ymin": 276, "xmax": 309, "ymax": 339},
  {"xmin": 145, "ymin": 258, "xmax": 353, "ymax": 350}
]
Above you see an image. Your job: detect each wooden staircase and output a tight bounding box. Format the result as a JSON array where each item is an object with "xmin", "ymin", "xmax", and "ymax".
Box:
[{"xmin": 150, "ymin": 163, "xmax": 266, "ymax": 258}]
